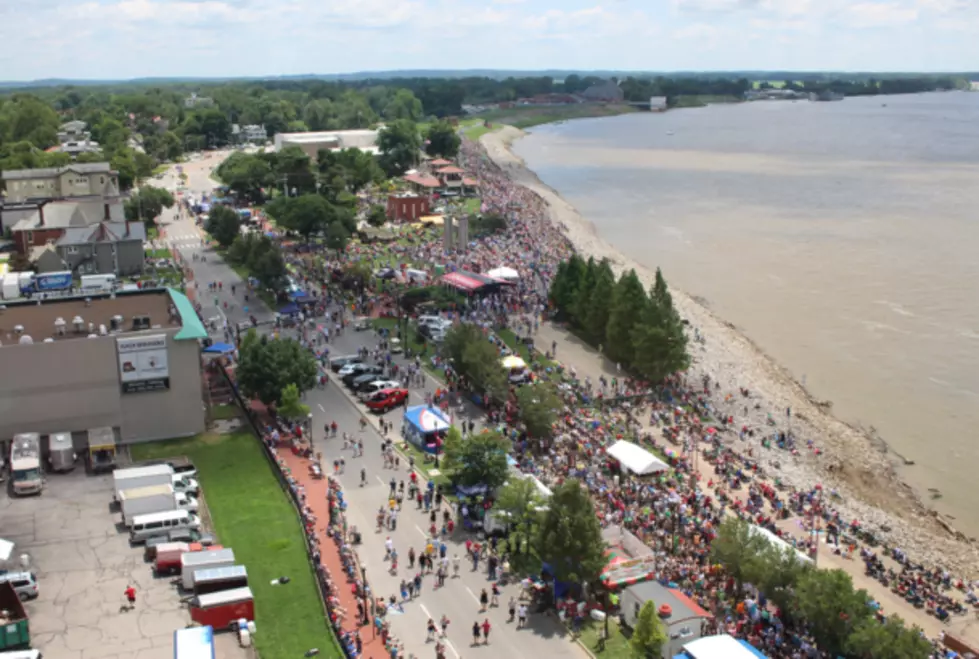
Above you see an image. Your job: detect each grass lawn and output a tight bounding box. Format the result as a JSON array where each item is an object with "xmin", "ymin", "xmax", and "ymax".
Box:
[
  {"xmin": 577, "ymin": 618, "xmax": 633, "ymax": 658},
  {"xmin": 209, "ymin": 403, "xmax": 240, "ymax": 420},
  {"xmin": 130, "ymin": 432, "xmax": 343, "ymax": 659},
  {"xmin": 146, "ymin": 247, "xmax": 172, "ymax": 260}
]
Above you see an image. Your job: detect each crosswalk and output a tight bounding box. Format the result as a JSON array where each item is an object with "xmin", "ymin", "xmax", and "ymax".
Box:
[{"xmin": 166, "ymin": 233, "xmax": 203, "ymax": 249}]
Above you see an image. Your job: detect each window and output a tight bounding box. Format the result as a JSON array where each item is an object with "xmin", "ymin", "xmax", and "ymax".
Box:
[
  {"xmin": 100, "ymin": 177, "xmax": 105, "ymax": 184},
  {"xmin": 26, "ymin": 231, "xmax": 34, "ymax": 243},
  {"xmin": 67, "ymin": 246, "xmax": 78, "ymax": 254}
]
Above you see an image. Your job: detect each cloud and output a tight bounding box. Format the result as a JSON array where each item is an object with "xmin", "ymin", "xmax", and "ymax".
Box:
[{"xmin": 845, "ymin": 2, "xmax": 919, "ymax": 26}]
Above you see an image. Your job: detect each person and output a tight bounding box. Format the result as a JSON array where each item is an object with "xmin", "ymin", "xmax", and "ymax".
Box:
[
  {"xmin": 452, "ymin": 554, "xmax": 460, "ymax": 577},
  {"xmin": 124, "ymin": 584, "xmax": 136, "ymax": 610},
  {"xmin": 508, "ymin": 596, "xmax": 517, "ymax": 623},
  {"xmin": 491, "ymin": 583, "xmax": 500, "ymax": 607},
  {"xmin": 472, "ymin": 621, "xmax": 481, "ymax": 646},
  {"xmin": 439, "ymin": 614, "xmax": 450, "ymax": 638},
  {"xmin": 517, "ymin": 604, "xmax": 528, "ymax": 629},
  {"xmin": 479, "ymin": 588, "xmax": 489, "ymax": 612},
  {"xmin": 427, "ymin": 618, "xmax": 438, "ymax": 641},
  {"xmin": 361, "ymin": 468, "xmax": 367, "ymax": 487},
  {"xmin": 385, "ymin": 536, "xmax": 394, "ymax": 559},
  {"xmin": 481, "ymin": 618, "xmax": 491, "ymax": 645}
]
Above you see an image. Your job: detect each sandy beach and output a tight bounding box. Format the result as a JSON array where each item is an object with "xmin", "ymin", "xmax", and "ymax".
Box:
[{"xmin": 480, "ymin": 125, "xmax": 979, "ymax": 575}]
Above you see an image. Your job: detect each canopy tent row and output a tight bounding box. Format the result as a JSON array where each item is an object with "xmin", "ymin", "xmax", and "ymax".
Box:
[{"xmin": 606, "ymin": 440, "xmax": 669, "ymax": 475}]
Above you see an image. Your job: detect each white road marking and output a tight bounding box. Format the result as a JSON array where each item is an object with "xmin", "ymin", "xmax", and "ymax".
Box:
[
  {"xmin": 419, "ymin": 603, "xmax": 432, "ymax": 618},
  {"xmin": 465, "ymin": 586, "xmax": 480, "ymax": 603},
  {"xmin": 415, "ymin": 525, "xmax": 428, "ymax": 539},
  {"xmin": 444, "ymin": 640, "xmax": 461, "ymax": 658},
  {"xmin": 318, "ymin": 404, "xmax": 326, "ymax": 412},
  {"xmin": 376, "ymin": 475, "xmax": 386, "ymax": 486}
]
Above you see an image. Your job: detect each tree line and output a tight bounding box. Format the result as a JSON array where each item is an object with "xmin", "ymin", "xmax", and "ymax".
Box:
[{"xmin": 549, "ymin": 256, "xmax": 690, "ymax": 383}]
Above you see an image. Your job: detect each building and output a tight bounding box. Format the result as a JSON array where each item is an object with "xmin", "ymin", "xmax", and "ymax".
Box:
[
  {"xmin": 50, "ymin": 139, "xmax": 102, "ymax": 158},
  {"xmin": 9, "ymin": 200, "xmax": 124, "ymax": 254},
  {"xmin": 241, "ymin": 125, "xmax": 267, "ymax": 143},
  {"xmin": 50, "ymin": 220, "xmax": 147, "ymax": 276},
  {"xmin": 386, "ymin": 193, "xmax": 431, "ymax": 222},
  {"xmin": 0, "ymin": 288, "xmax": 207, "ymax": 444},
  {"xmin": 580, "ymin": 81, "xmax": 625, "ymax": 102},
  {"xmin": 57, "ymin": 120, "xmax": 90, "ymax": 144},
  {"xmin": 273, "ymin": 129, "xmax": 380, "ymax": 160},
  {"xmin": 184, "ymin": 93, "xmax": 215, "ymax": 109},
  {"xmin": 1, "ymin": 163, "xmax": 120, "ymax": 204},
  {"xmin": 620, "ymin": 580, "xmax": 713, "ymax": 659},
  {"xmin": 650, "ymin": 96, "xmax": 668, "ymax": 112}
]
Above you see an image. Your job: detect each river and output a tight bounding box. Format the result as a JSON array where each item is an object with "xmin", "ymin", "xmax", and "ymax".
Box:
[{"xmin": 512, "ymin": 91, "xmax": 979, "ymax": 536}]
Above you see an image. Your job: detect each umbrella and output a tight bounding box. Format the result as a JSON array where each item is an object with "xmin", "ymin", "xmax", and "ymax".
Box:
[{"xmin": 203, "ymin": 342, "xmax": 235, "ymax": 354}]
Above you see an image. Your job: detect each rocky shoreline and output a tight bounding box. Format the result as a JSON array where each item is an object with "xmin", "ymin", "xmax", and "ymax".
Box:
[{"xmin": 479, "ymin": 124, "xmax": 979, "ymax": 576}]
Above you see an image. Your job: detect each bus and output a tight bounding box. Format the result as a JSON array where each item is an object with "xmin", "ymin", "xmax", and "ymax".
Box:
[{"xmin": 173, "ymin": 626, "xmax": 214, "ymax": 659}]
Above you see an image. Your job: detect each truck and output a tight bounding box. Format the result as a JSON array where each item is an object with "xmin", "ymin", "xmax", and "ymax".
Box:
[
  {"xmin": 9, "ymin": 433, "xmax": 42, "ymax": 496},
  {"xmin": 46, "ymin": 432, "xmax": 76, "ymax": 472},
  {"xmin": 119, "ymin": 484, "xmax": 179, "ymax": 526},
  {"xmin": 112, "ymin": 464, "xmax": 173, "ymax": 501},
  {"xmin": 1, "ymin": 273, "xmax": 22, "ymax": 300},
  {"xmin": 31, "ymin": 271, "xmax": 73, "ymax": 293},
  {"xmin": 0, "ymin": 582, "xmax": 30, "ymax": 650},
  {"xmin": 79, "ymin": 274, "xmax": 116, "ymax": 294}
]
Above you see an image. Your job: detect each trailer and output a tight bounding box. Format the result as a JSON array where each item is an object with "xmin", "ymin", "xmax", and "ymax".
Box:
[
  {"xmin": 87, "ymin": 426, "xmax": 116, "ymax": 473},
  {"xmin": 10, "ymin": 434, "xmax": 42, "ymax": 496},
  {"xmin": 189, "ymin": 586, "xmax": 254, "ymax": 630},
  {"xmin": 46, "ymin": 432, "xmax": 76, "ymax": 472},
  {"xmin": 155, "ymin": 543, "xmax": 222, "ymax": 576},
  {"xmin": 119, "ymin": 484, "xmax": 177, "ymax": 525},
  {"xmin": 79, "ymin": 274, "xmax": 116, "ymax": 294},
  {"xmin": 32, "ymin": 271, "xmax": 73, "ymax": 292},
  {"xmin": 112, "ymin": 464, "xmax": 173, "ymax": 500},
  {"xmin": 0, "ymin": 582, "xmax": 30, "ymax": 650},
  {"xmin": 173, "ymin": 625, "xmax": 215, "ymax": 659},
  {"xmin": 193, "ymin": 565, "xmax": 248, "ymax": 596},
  {"xmin": 181, "ymin": 549, "xmax": 236, "ymax": 590}
]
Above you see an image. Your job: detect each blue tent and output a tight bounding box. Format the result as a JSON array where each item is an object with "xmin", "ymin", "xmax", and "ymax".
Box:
[
  {"xmin": 277, "ymin": 302, "xmax": 300, "ymax": 316},
  {"xmin": 202, "ymin": 342, "xmax": 235, "ymax": 354},
  {"xmin": 402, "ymin": 405, "xmax": 450, "ymax": 454},
  {"xmin": 289, "ymin": 290, "xmax": 309, "ymax": 301}
]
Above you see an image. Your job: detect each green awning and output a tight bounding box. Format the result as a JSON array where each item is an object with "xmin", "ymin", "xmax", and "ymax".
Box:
[{"xmin": 167, "ymin": 287, "xmax": 208, "ymax": 341}]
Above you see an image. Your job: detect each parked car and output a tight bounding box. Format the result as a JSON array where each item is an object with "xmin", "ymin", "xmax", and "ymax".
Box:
[
  {"xmin": 330, "ymin": 355, "xmax": 362, "ymax": 372},
  {"xmin": 172, "ymin": 475, "xmax": 200, "ymax": 496},
  {"xmin": 353, "ymin": 317, "xmax": 372, "ymax": 331},
  {"xmin": 343, "ymin": 365, "xmax": 383, "ymax": 386},
  {"xmin": 365, "ymin": 388, "xmax": 409, "ymax": 412},
  {"xmin": 350, "ymin": 373, "xmax": 386, "ymax": 392},
  {"xmin": 358, "ymin": 380, "xmax": 401, "ymax": 399},
  {"xmin": 338, "ymin": 361, "xmax": 375, "ymax": 378}
]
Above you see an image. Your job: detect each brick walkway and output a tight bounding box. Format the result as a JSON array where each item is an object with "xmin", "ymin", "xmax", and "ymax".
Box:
[{"xmin": 274, "ymin": 446, "xmax": 387, "ymax": 658}]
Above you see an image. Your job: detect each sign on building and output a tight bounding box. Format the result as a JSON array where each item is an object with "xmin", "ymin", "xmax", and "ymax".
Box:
[{"xmin": 117, "ymin": 334, "xmax": 170, "ymax": 393}]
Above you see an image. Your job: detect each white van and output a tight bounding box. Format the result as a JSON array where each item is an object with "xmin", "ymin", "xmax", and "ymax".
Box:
[
  {"xmin": 0, "ymin": 571, "xmax": 39, "ymax": 601},
  {"xmin": 130, "ymin": 509, "xmax": 201, "ymax": 544},
  {"xmin": 80, "ymin": 274, "xmax": 116, "ymax": 293}
]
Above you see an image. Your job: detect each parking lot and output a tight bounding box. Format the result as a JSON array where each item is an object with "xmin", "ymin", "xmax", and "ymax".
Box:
[{"xmin": 1, "ymin": 468, "xmax": 249, "ymax": 659}]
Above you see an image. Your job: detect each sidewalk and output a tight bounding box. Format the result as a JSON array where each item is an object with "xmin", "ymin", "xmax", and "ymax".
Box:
[{"xmin": 274, "ymin": 446, "xmax": 388, "ymax": 658}]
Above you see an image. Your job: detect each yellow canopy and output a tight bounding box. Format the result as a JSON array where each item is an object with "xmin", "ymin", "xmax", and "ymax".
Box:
[
  {"xmin": 501, "ymin": 355, "xmax": 526, "ymax": 370},
  {"xmin": 416, "ymin": 215, "xmax": 444, "ymax": 226}
]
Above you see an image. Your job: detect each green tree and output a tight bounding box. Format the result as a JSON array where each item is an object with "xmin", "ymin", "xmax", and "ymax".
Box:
[
  {"xmin": 205, "ymin": 205, "xmax": 241, "ymax": 248},
  {"xmin": 251, "ymin": 247, "xmax": 288, "ymax": 293},
  {"xmin": 605, "ymin": 269, "xmax": 648, "ymax": 368},
  {"xmin": 215, "ymin": 151, "xmax": 273, "ymax": 202},
  {"xmin": 548, "ymin": 254, "xmax": 586, "ymax": 319},
  {"xmin": 753, "ymin": 543, "xmax": 811, "ymax": 615},
  {"xmin": 845, "ymin": 614, "xmax": 933, "ymax": 659},
  {"xmin": 236, "ymin": 331, "xmax": 318, "ymax": 406},
  {"xmin": 377, "ymin": 119, "xmax": 421, "ymax": 176},
  {"xmin": 442, "ymin": 427, "xmax": 511, "ymax": 490},
  {"xmin": 124, "ymin": 185, "xmax": 174, "ymax": 223},
  {"xmin": 709, "ymin": 518, "xmax": 768, "ymax": 597},
  {"xmin": 383, "ymin": 89, "xmax": 424, "ymax": 121},
  {"xmin": 278, "ymin": 383, "xmax": 311, "ymax": 420},
  {"xmin": 631, "ymin": 269, "xmax": 689, "ymax": 383},
  {"xmin": 513, "ymin": 383, "xmax": 562, "ymax": 438},
  {"xmin": 366, "ymin": 204, "xmax": 388, "ymax": 227},
  {"xmin": 461, "ymin": 337, "xmax": 509, "ymax": 403},
  {"xmin": 272, "ymin": 145, "xmax": 316, "ymax": 196},
  {"xmin": 793, "ymin": 568, "xmax": 873, "ymax": 657},
  {"xmin": 494, "ymin": 477, "xmax": 545, "ymax": 574},
  {"xmin": 583, "ymin": 259, "xmax": 616, "ymax": 346},
  {"xmin": 443, "ymin": 323, "xmax": 484, "ymax": 370},
  {"xmin": 425, "ymin": 119, "xmax": 461, "ymax": 159},
  {"xmin": 278, "ymin": 194, "xmax": 330, "ymax": 242},
  {"xmin": 630, "ymin": 600, "xmax": 668, "ymax": 658},
  {"xmin": 325, "ymin": 221, "xmax": 350, "ymax": 253},
  {"xmin": 570, "ymin": 257, "xmax": 597, "ymax": 331},
  {"xmin": 536, "ymin": 479, "xmax": 606, "ymax": 585}
]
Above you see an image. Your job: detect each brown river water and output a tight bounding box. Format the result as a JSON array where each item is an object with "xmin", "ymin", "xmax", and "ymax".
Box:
[{"xmin": 513, "ymin": 92, "xmax": 979, "ymax": 535}]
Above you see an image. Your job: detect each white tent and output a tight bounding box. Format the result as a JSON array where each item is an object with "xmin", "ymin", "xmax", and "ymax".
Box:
[
  {"xmin": 0, "ymin": 538, "xmax": 14, "ymax": 562},
  {"xmin": 606, "ymin": 440, "xmax": 669, "ymax": 475},
  {"xmin": 487, "ymin": 266, "xmax": 519, "ymax": 281},
  {"xmin": 682, "ymin": 634, "xmax": 767, "ymax": 659}
]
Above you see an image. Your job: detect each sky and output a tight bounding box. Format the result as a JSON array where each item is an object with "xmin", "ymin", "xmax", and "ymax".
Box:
[{"xmin": 0, "ymin": 0, "xmax": 977, "ymax": 81}]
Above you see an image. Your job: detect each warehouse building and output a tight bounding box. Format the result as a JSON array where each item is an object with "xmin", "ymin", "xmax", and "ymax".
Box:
[
  {"xmin": 0, "ymin": 287, "xmax": 207, "ymax": 446},
  {"xmin": 273, "ymin": 129, "xmax": 380, "ymax": 159}
]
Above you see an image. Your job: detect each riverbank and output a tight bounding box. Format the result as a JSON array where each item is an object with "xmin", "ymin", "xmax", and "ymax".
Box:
[{"xmin": 480, "ymin": 124, "xmax": 979, "ymax": 575}]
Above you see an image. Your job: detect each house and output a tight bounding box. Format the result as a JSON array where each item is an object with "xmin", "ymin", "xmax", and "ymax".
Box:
[
  {"xmin": 184, "ymin": 92, "xmax": 215, "ymax": 109},
  {"xmin": 1, "ymin": 163, "xmax": 120, "ymax": 203},
  {"xmin": 650, "ymin": 96, "xmax": 668, "ymax": 112},
  {"xmin": 242, "ymin": 125, "xmax": 267, "ymax": 143},
  {"xmin": 387, "ymin": 193, "xmax": 430, "ymax": 221},
  {"xmin": 58, "ymin": 120, "xmax": 91, "ymax": 144},
  {"xmin": 435, "ymin": 165, "xmax": 465, "ymax": 191},
  {"xmin": 580, "ymin": 81, "xmax": 625, "ymax": 103},
  {"xmin": 10, "ymin": 200, "xmax": 123, "ymax": 254},
  {"xmin": 52, "ymin": 220, "xmax": 146, "ymax": 276},
  {"xmin": 52, "ymin": 139, "xmax": 102, "ymax": 157},
  {"xmin": 620, "ymin": 580, "xmax": 713, "ymax": 659}
]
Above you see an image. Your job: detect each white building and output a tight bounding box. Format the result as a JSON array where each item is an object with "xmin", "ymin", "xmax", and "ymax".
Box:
[
  {"xmin": 241, "ymin": 125, "xmax": 267, "ymax": 143},
  {"xmin": 184, "ymin": 93, "xmax": 214, "ymax": 109},
  {"xmin": 273, "ymin": 129, "xmax": 380, "ymax": 159}
]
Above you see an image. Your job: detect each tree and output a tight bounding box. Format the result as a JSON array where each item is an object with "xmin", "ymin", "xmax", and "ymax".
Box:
[
  {"xmin": 124, "ymin": 185, "xmax": 174, "ymax": 223},
  {"xmin": 272, "ymin": 145, "xmax": 316, "ymax": 196},
  {"xmin": 441, "ymin": 428, "xmax": 511, "ymax": 491},
  {"xmin": 251, "ymin": 247, "xmax": 288, "ymax": 293},
  {"xmin": 709, "ymin": 518, "xmax": 768, "ymax": 597},
  {"xmin": 278, "ymin": 383, "xmax": 311, "ymax": 420},
  {"xmin": 846, "ymin": 614, "xmax": 933, "ymax": 659},
  {"xmin": 278, "ymin": 194, "xmax": 330, "ymax": 242},
  {"xmin": 366, "ymin": 204, "xmax": 388, "ymax": 227},
  {"xmin": 753, "ymin": 543, "xmax": 811, "ymax": 615},
  {"xmin": 535, "ymin": 479, "xmax": 606, "ymax": 585},
  {"xmin": 383, "ymin": 89, "xmax": 424, "ymax": 121},
  {"xmin": 325, "ymin": 221, "xmax": 350, "ymax": 253},
  {"xmin": 205, "ymin": 205, "xmax": 241, "ymax": 248},
  {"xmin": 605, "ymin": 269, "xmax": 648, "ymax": 368},
  {"xmin": 215, "ymin": 151, "xmax": 273, "ymax": 202},
  {"xmin": 236, "ymin": 331, "xmax": 318, "ymax": 406},
  {"xmin": 494, "ymin": 477, "xmax": 545, "ymax": 574},
  {"xmin": 631, "ymin": 269, "xmax": 689, "ymax": 383},
  {"xmin": 630, "ymin": 600, "xmax": 668, "ymax": 659},
  {"xmin": 582, "ymin": 259, "xmax": 616, "ymax": 346},
  {"xmin": 513, "ymin": 383, "xmax": 562, "ymax": 438},
  {"xmin": 425, "ymin": 119, "xmax": 461, "ymax": 159},
  {"xmin": 570, "ymin": 257, "xmax": 597, "ymax": 331},
  {"xmin": 377, "ymin": 119, "xmax": 421, "ymax": 176},
  {"xmin": 548, "ymin": 254, "xmax": 586, "ymax": 319},
  {"xmin": 461, "ymin": 337, "xmax": 509, "ymax": 403},
  {"xmin": 793, "ymin": 568, "xmax": 873, "ymax": 658}
]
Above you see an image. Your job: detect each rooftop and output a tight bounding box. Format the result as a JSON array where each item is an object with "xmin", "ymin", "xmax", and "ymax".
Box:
[
  {"xmin": 404, "ymin": 173, "xmax": 440, "ymax": 188},
  {"xmin": 11, "ymin": 201, "xmax": 110, "ymax": 231},
  {"xmin": 0, "ymin": 288, "xmax": 200, "ymax": 346},
  {"xmin": 57, "ymin": 221, "xmax": 146, "ymax": 246},
  {"xmin": 1, "ymin": 162, "xmax": 115, "ymax": 181}
]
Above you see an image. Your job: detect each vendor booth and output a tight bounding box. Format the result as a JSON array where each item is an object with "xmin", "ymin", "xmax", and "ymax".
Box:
[
  {"xmin": 402, "ymin": 405, "xmax": 450, "ymax": 454},
  {"xmin": 501, "ymin": 355, "xmax": 530, "ymax": 383},
  {"xmin": 675, "ymin": 634, "xmax": 768, "ymax": 659},
  {"xmin": 607, "ymin": 440, "xmax": 669, "ymax": 475}
]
